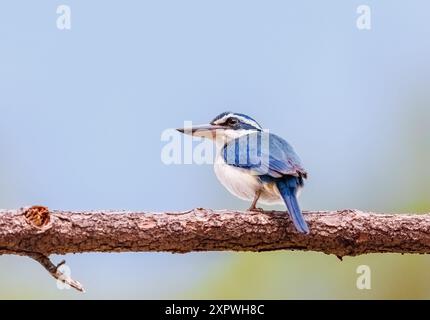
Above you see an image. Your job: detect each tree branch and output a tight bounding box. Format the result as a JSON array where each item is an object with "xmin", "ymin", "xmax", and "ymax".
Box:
[
  {"xmin": 27, "ymin": 252, "xmax": 85, "ymax": 292},
  {"xmin": 1, "ymin": 206, "xmax": 430, "ymax": 291}
]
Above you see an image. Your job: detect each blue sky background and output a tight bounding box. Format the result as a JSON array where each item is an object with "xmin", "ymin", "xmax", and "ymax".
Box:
[{"xmin": 1, "ymin": 0, "xmax": 430, "ymax": 299}]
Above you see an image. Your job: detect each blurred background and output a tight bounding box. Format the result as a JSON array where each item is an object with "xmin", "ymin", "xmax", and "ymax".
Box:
[{"xmin": 1, "ymin": 0, "xmax": 430, "ymax": 299}]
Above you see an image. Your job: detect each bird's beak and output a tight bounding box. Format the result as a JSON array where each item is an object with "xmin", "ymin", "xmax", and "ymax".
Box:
[{"xmin": 176, "ymin": 124, "xmax": 225, "ymax": 138}]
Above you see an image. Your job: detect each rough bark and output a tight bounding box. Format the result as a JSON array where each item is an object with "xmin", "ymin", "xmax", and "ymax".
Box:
[
  {"xmin": 2, "ymin": 206, "xmax": 430, "ymax": 292},
  {"xmin": 1, "ymin": 207, "xmax": 430, "ymax": 258}
]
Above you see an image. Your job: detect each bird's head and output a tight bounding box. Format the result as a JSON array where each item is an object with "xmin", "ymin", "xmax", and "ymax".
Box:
[{"xmin": 177, "ymin": 112, "xmax": 262, "ymax": 142}]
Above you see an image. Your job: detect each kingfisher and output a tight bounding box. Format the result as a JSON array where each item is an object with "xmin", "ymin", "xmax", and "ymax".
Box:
[{"xmin": 177, "ymin": 112, "xmax": 309, "ymax": 234}]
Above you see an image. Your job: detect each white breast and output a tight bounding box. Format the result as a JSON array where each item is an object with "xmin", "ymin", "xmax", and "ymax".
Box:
[
  {"xmin": 214, "ymin": 153, "xmax": 261, "ymax": 202},
  {"xmin": 212, "ymin": 132, "xmax": 286, "ymax": 206}
]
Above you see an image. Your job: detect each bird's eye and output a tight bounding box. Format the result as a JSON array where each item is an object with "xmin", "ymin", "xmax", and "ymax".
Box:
[{"xmin": 226, "ymin": 118, "xmax": 238, "ymax": 125}]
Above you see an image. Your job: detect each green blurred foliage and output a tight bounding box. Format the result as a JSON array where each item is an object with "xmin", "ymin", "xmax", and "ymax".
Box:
[{"xmin": 187, "ymin": 253, "xmax": 430, "ymax": 299}]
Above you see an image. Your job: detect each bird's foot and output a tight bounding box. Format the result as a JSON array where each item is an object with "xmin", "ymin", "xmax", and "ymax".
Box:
[{"xmin": 247, "ymin": 207, "xmax": 265, "ymax": 212}]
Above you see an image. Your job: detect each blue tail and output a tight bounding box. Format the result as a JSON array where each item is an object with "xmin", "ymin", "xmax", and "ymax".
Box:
[{"xmin": 276, "ymin": 178, "xmax": 309, "ymax": 234}]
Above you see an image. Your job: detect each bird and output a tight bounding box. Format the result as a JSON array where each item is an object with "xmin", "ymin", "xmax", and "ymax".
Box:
[{"xmin": 177, "ymin": 111, "xmax": 309, "ymax": 234}]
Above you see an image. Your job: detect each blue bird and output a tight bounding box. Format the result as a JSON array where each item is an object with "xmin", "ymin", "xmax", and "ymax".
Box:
[{"xmin": 177, "ymin": 112, "xmax": 309, "ymax": 234}]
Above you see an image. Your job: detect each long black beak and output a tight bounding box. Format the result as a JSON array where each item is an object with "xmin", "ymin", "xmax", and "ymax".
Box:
[{"xmin": 176, "ymin": 124, "xmax": 225, "ymax": 135}]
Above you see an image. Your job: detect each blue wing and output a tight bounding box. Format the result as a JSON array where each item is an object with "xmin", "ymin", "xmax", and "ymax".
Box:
[
  {"xmin": 222, "ymin": 131, "xmax": 307, "ymax": 180},
  {"xmin": 222, "ymin": 131, "xmax": 309, "ymax": 234}
]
